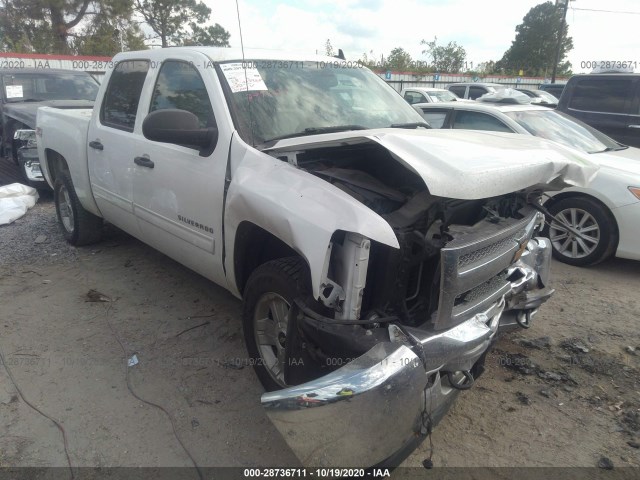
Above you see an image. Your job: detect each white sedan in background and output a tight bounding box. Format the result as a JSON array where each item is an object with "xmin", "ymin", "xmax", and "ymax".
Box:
[{"xmin": 413, "ymin": 101, "xmax": 640, "ymax": 266}]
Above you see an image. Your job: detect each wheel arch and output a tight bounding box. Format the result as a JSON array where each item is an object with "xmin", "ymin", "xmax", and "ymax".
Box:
[
  {"xmin": 44, "ymin": 149, "xmax": 69, "ymax": 187},
  {"xmin": 233, "ymin": 221, "xmax": 306, "ymax": 297}
]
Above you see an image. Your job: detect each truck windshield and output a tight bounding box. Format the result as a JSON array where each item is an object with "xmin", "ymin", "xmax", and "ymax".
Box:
[
  {"xmin": 217, "ymin": 60, "xmax": 425, "ymax": 145},
  {"xmin": 504, "ymin": 109, "xmax": 624, "ymax": 153},
  {"xmin": 2, "ymin": 72, "xmax": 99, "ymax": 103}
]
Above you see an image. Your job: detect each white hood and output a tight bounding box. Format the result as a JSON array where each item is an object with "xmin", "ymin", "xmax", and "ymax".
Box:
[
  {"xmin": 264, "ymin": 129, "xmax": 598, "ymax": 200},
  {"xmin": 596, "ymin": 146, "xmax": 640, "ymax": 175}
]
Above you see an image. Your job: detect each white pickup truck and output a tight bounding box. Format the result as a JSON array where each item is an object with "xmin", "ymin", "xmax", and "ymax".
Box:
[{"xmin": 36, "ymin": 47, "xmax": 595, "ymax": 468}]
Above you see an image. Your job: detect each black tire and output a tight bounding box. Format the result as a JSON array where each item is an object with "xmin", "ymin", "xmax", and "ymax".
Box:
[
  {"xmin": 544, "ymin": 196, "xmax": 617, "ymax": 267},
  {"xmin": 54, "ymin": 170, "xmax": 103, "ymax": 246},
  {"xmin": 242, "ymin": 257, "xmax": 311, "ymax": 391}
]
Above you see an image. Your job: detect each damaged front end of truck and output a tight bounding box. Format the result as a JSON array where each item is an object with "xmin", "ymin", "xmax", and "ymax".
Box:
[
  {"xmin": 223, "ymin": 128, "xmax": 596, "ymax": 468},
  {"xmin": 214, "ymin": 53, "xmax": 597, "ymax": 468}
]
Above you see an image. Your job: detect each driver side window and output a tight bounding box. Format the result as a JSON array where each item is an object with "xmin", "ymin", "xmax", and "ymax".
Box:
[{"xmin": 149, "ymin": 61, "xmax": 216, "ymax": 128}]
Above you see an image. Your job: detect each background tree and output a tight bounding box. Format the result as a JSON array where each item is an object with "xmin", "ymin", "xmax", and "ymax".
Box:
[
  {"xmin": 421, "ymin": 36, "xmax": 466, "ymax": 73},
  {"xmin": 386, "ymin": 47, "xmax": 412, "ymax": 71},
  {"xmin": 0, "ymin": 0, "xmax": 133, "ymax": 54},
  {"xmin": 134, "ymin": 0, "xmax": 229, "ymax": 47},
  {"xmin": 496, "ymin": 1, "xmax": 573, "ymax": 76},
  {"xmin": 72, "ymin": 15, "xmax": 146, "ymax": 55},
  {"xmin": 185, "ymin": 23, "xmax": 230, "ymax": 46}
]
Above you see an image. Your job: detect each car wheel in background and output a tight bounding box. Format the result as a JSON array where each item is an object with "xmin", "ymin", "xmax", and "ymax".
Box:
[{"xmin": 545, "ymin": 197, "xmax": 617, "ymax": 267}]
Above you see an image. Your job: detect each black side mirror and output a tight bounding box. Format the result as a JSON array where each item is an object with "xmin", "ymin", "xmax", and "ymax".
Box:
[{"xmin": 142, "ymin": 109, "xmax": 218, "ymax": 156}]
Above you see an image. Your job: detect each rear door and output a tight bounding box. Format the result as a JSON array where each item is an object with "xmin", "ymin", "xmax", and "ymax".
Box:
[
  {"xmin": 132, "ymin": 55, "xmax": 229, "ymax": 286},
  {"xmin": 562, "ymin": 76, "xmax": 639, "ymax": 147},
  {"xmin": 88, "ymin": 59, "xmax": 149, "ymax": 236}
]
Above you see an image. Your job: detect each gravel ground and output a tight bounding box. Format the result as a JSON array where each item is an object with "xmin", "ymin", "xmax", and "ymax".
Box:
[{"xmin": 0, "ymin": 190, "xmax": 79, "ymax": 266}]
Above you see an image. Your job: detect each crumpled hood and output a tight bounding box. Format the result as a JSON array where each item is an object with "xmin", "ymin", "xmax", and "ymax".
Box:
[
  {"xmin": 263, "ymin": 129, "xmax": 598, "ymax": 200},
  {"xmin": 4, "ymin": 100, "xmax": 94, "ymax": 129}
]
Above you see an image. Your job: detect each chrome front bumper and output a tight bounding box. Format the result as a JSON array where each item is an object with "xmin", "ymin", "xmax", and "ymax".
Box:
[{"xmin": 262, "ymin": 232, "xmax": 554, "ymax": 468}]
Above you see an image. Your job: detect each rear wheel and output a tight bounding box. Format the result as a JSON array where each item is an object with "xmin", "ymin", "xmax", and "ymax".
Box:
[
  {"xmin": 545, "ymin": 197, "xmax": 617, "ymax": 266},
  {"xmin": 242, "ymin": 257, "xmax": 311, "ymax": 391},
  {"xmin": 54, "ymin": 170, "xmax": 103, "ymax": 245}
]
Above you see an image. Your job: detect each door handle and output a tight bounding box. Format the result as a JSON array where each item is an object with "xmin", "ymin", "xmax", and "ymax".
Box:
[
  {"xmin": 628, "ymin": 125, "xmax": 640, "ymax": 129},
  {"xmin": 89, "ymin": 140, "xmax": 104, "ymax": 150},
  {"xmin": 134, "ymin": 156, "xmax": 154, "ymax": 169}
]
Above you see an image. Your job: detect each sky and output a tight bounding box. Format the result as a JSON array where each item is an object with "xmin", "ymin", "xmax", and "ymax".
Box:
[{"xmin": 203, "ymin": 0, "xmax": 640, "ymax": 76}]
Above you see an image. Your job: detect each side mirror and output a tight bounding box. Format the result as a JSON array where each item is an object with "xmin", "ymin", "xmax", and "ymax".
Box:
[{"xmin": 142, "ymin": 109, "xmax": 218, "ymax": 156}]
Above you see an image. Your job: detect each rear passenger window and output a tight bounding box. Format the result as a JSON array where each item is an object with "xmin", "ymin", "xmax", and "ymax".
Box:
[
  {"xmin": 101, "ymin": 60, "xmax": 149, "ymax": 132},
  {"xmin": 469, "ymin": 86, "xmax": 487, "ymax": 100},
  {"xmin": 569, "ymin": 79, "xmax": 632, "ymax": 114},
  {"xmin": 449, "ymin": 85, "xmax": 466, "ymax": 98},
  {"xmin": 149, "ymin": 61, "xmax": 215, "ymax": 128},
  {"xmin": 452, "ymin": 111, "xmax": 513, "ymax": 132}
]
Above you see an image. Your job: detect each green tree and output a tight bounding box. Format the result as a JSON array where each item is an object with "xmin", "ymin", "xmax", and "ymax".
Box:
[
  {"xmin": 420, "ymin": 36, "xmax": 466, "ymax": 73},
  {"xmin": 133, "ymin": 0, "xmax": 230, "ymax": 48},
  {"xmin": 0, "ymin": 0, "xmax": 133, "ymax": 54},
  {"xmin": 386, "ymin": 47, "xmax": 412, "ymax": 71},
  {"xmin": 496, "ymin": 1, "xmax": 573, "ymax": 76},
  {"xmin": 186, "ymin": 23, "xmax": 230, "ymax": 47},
  {"xmin": 72, "ymin": 16, "xmax": 146, "ymax": 55}
]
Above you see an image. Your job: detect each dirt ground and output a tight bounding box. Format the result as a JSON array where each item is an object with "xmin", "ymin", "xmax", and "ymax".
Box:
[{"xmin": 1, "ymin": 187, "xmax": 639, "ymax": 474}]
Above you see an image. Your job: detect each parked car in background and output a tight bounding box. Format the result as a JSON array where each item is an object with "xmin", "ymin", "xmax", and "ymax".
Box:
[
  {"xmin": 517, "ymin": 88, "xmax": 558, "ymax": 107},
  {"xmin": 557, "ymin": 73, "xmax": 640, "ymax": 148},
  {"xmin": 539, "ymin": 83, "xmax": 566, "ymax": 98},
  {"xmin": 447, "ymin": 82, "xmax": 508, "ymax": 100},
  {"xmin": 401, "ymin": 87, "xmax": 462, "ymax": 104},
  {"xmin": 0, "ymin": 68, "xmax": 98, "ymax": 188},
  {"xmin": 412, "ymin": 101, "xmax": 640, "ymax": 266}
]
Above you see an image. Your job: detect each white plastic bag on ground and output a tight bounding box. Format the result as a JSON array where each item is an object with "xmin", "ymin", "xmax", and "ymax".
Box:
[{"xmin": 0, "ymin": 183, "xmax": 39, "ymax": 225}]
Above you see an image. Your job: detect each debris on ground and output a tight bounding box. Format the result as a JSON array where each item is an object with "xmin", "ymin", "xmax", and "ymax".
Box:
[
  {"xmin": 519, "ymin": 336, "xmax": 552, "ymax": 350},
  {"xmin": 220, "ymin": 359, "xmax": 244, "ymax": 370},
  {"xmin": 516, "ymin": 392, "xmax": 531, "ymax": 405},
  {"xmin": 628, "ymin": 441, "xmax": 640, "ymax": 449},
  {"xmin": 625, "ymin": 346, "xmax": 637, "ymax": 356},
  {"xmin": 85, "ymin": 289, "xmax": 111, "ymax": 302},
  {"xmin": 597, "ymin": 456, "xmax": 614, "ymax": 470},
  {"xmin": 560, "ymin": 338, "xmax": 590, "ymax": 354},
  {"xmin": 496, "ymin": 351, "xmax": 537, "ymax": 375},
  {"xmin": 34, "ymin": 235, "xmax": 47, "ymax": 244},
  {"xmin": 539, "ymin": 389, "xmax": 552, "ymax": 398},
  {"xmin": 191, "ymin": 418, "xmax": 200, "ymax": 428}
]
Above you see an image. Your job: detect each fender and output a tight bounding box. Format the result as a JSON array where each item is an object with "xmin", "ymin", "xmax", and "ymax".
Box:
[{"xmin": 223, "ymin": 134, "xmax": 399, "ymax": 299}]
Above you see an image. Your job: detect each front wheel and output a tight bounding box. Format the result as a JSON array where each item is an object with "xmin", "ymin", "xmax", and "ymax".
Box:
[
  {"xmin": 242, "ymin": 257, "xmax": 312, "ymax": 391},
  {"xmin": 54, "ymin": 170, "xmax": 103, "ymax": 245},
  {"xmin": 545, "ymin": 197, "xmax": 617, "ymax": 267}
]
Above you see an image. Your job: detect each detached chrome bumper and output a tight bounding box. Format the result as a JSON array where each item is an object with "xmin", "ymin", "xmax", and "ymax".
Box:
[
  {"xmin": 262, "ymin": 302, "xmax": 504, "ymax": 467},
  {"xmin": 262, "ymin": 231, "xmax": 555, "ymax": 467}
]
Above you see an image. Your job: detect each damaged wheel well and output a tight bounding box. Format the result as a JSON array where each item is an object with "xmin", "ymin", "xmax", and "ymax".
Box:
[{"xmin": 234, "ymin": 221, "xmax": 302, "ymax": 296}]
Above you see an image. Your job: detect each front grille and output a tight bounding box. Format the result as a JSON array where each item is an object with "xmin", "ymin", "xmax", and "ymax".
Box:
[{"xmin": 434, "ymin": 208, "xmax": 537, "ymax": 330}]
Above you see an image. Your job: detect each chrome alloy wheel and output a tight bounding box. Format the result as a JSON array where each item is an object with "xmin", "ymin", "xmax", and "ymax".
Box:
[
  {"xmin": 253, "ymin": 292, "xmax": 291, "ymax": 387},
  {"xmin": 549, "ymin": 207, "xmax": 600, "ymax": 259}
]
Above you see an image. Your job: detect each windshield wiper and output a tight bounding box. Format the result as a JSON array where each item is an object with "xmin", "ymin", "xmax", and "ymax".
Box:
[
  {"xmin": 390, "ymin": 122, "xmax": 431, "ymax": 129},
  {"xmin": 263, "ymin": 125, "xmax": 367, "ymax": 143}
]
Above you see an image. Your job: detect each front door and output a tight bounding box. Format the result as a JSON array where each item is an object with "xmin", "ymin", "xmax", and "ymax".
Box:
[{"xmin": 132, "ymin": 57, "xmax": 229, "ymax": 286}]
